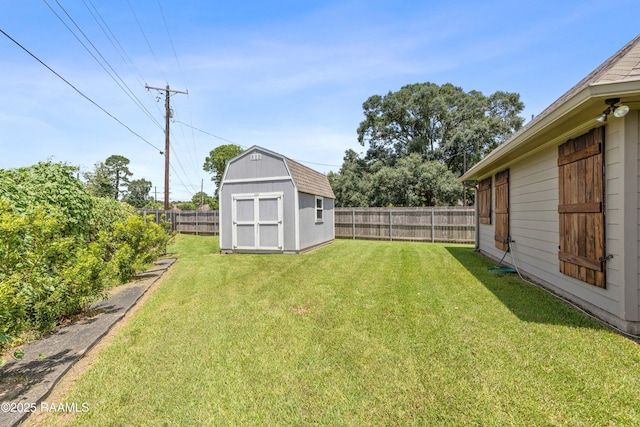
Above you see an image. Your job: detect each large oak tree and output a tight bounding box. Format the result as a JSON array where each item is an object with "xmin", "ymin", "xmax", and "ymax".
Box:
[
  {"xmin": 356, "ymin": 82, "xmax": 524, "ymax": 175},
  {"xmin": 330, "ymin": 82, "xmax": 525, "ymax": 207}
]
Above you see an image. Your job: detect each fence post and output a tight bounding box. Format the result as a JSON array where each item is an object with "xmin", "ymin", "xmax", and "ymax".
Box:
[
  {"xmin": 196, "ymin": 209, "xmax": 199, "ymax": 236},
  {"xmin": 431, "ymin": 208, "xmax": 435, "ymax": 243},
  {"xmin": 352, "ymin": 207, "xmax": 355, "ymax": 240},
  {"xmin": 389, "ymin": 209, "xmax": 393, "ymax": 241}
]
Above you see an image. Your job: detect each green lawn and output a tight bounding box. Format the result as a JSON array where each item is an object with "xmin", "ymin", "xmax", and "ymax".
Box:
[{"xmin": 50, "ymin": 235, "xmax": 640, "ymax": 426}]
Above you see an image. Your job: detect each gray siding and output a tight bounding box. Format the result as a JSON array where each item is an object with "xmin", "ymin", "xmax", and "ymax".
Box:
[
  {"xmin": 636, "ymin": 112, "xmax": 640, "ymax": 321},
  {"xmin": 622, "ymin": 111, "xmax": 640, "ymax": 323},
  {"xmin": 219, "ymin": 146, "xmax": 336, "ymax": 254},
  {"xmin": 223, "ymin": 149, "xmax": 289, "ymax": 181},
  {"xmin": 477, "ymin": 119, "xmax": 640, "ymax": 330},
  {"xmin": 298, "ymin": 193, "xmax": 335, "ymax": 251}
]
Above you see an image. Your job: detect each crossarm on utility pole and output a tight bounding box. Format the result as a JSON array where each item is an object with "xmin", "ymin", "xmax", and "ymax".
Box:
[{"xmin": 145, "ymin": 84, "xmax": 188, "ymax": 210}]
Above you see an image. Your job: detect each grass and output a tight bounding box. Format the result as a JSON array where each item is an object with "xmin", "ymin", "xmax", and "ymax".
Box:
[{"xmin": 48, "ymin": 235, "xmax": 640, "ymax": 426}]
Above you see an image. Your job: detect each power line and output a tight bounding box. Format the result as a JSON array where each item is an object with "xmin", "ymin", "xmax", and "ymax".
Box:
[
  {"xmin": 169, "ymin": 141, "xmax": 199, "ymax": 194},
  {"xmin": 81, "ymin": 0, "xmax": 167, "ymax": 124},
  {"xmin": 170, "ymin": 110, "xmax": 202, "ymax": 175},
  {"xmin": 146, "ymin": 84, "xmax": 188, "ymax": 209},
  {"xmin": 172, "ymin": 120, "xmax": 342, "ymax": 168},
  {"xmin": 173, "ymin": 120, "xmax": 247, "ymax": 147},
  {"xmin": 169, "ymin": 162, "xmax": 197, "ymax": 200},
  {"xmin": 156, "ymin": 0, "xmax": 186, "ymax": 90},
  {"xmin": 83, "ymin": 0, "xmax": 148, "ymax": 90},
  {"xmin": 155, "ymin": 0, "xmax": 201, "ymax": 195},
  {"xmin": 127, "ymin": 0, "xmax": 165, "ymax": 84},
  {"xmin": 43, "ymin": 0, "xmax": 163, "ymax": 131},
  {"xmin": 0, "ymin": 27, "xmax": 163, "ymax": 153}
]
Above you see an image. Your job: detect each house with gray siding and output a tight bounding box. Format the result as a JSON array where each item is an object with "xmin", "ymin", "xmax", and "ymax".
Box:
[
  {"xmin": 460, "ymin": 34, "xmax": 640, "ymax": 334},
  {"xmin": 219, "ymin": 146, "xmax": 335, "ymax": 254}
]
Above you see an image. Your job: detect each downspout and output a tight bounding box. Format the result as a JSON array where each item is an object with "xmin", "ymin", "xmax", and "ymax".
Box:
[{"xmin": 463, "ymin": 181, "xmax": 479, "ymax": 250}]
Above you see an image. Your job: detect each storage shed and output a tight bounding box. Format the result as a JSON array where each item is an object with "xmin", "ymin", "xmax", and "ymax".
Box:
[
  {"xmin": 219, "ymin": 146, "xmax": 335, "ymax": 254},
  {"xmin": 460, "ymin": 34, "xmax": 640, "ymax": 334}
]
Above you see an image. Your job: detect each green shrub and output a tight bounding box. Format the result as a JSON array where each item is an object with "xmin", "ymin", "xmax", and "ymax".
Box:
[
  {"xmin": 89, "ymin": 197, "xmax": 136, "ymax": 237},
  {"xmin": 0, "ymin": 162, "xmax": 93, "ymax": 238},
  {"xmin": 0, "ymin": 201, "xmax": 72, "ymax": 336},
  {"xmin": 110, "ymin": 215, "xmax": 171, "ymax": 283},
  {"xmin": 0, "ymin": 162, "xmax": 171, "ymax": 355}
]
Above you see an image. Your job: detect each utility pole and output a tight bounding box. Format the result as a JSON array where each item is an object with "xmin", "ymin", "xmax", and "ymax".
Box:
[
  {"xmin": 200, "ymin": 178, "xmax": 204, "ymax": 209},
  {"xmin": 145, "ymin": 84, "xmax": 188, "ymax": 210}
]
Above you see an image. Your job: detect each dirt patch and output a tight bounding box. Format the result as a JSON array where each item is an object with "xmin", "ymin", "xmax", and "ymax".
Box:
[{"xmin": 291, "ymin": 306, "xmax": 309, "ymax": 315}]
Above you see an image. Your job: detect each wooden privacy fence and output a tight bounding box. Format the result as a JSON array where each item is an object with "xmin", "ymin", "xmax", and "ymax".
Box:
[
  {"xmin": 140, "ymin": 209, "xmax": 220, "ymax": 236},
  {"xmin": 335, "ymin": 207, "xmax": 475, "ymax": 243},
  {"xmin": 140, "ymin": 207, "xmax": 476, "ymax": 243}
]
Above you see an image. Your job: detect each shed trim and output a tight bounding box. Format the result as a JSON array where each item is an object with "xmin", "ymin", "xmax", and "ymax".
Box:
[
  {"xmin": 294, "ymin": 189, "xmax": 300, "ymax": 252},
  {"xmin": 223, "ymin": 176, "xmax": 293, "ymax": 184},
  {"xmin": 231, "ymin": 192, "xmax": 284, "ymax": 252}
]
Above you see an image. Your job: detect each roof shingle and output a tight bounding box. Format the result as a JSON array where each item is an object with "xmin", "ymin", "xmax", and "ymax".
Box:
[{"xmin": 285, "ymin": 158, "xmax": 335, "ymax": 199}]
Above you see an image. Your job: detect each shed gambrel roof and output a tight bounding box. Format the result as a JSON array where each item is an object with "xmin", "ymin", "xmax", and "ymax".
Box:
[
  {"xmin": 225, "ymin": 145, "xmax": 336, "ymax": 199},
  {"xmin": 285, "ymin": 157, "xmax": 336, "ymax": 199},
  {"xmin": 460, "ymin": 34, "xmax": 640, "ymax": 182}
]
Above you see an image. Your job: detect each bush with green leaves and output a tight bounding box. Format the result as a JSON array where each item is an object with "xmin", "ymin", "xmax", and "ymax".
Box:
[
  {"xmin": 0, "ymin": 162, "xmax": 171, "ymax": 355},
  {"xmin": 0, "ymin": 161, "xmax": 94, "ymax": 238}
]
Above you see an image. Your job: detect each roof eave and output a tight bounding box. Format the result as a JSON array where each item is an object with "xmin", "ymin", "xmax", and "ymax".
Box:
[{"xmin": 460, "ymin": 80, "xmax": 640, "ymax": 182}]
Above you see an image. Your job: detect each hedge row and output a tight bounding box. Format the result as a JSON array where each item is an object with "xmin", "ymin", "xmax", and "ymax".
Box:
[{"xmin": 0, "ymin": 162, "xmax": 172, "ymax": 352}]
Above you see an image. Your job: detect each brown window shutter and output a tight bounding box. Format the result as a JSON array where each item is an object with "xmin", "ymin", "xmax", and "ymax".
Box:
[
  {"xmin": 494, "ymin": 169, "xmax": 509, "ymax": 251},
  {"xmin": 557, "ymin": 127, "xmax": 606, "ymax": 288},
  {"xmin": 478, "ymin": 177, "xmax": 492, "ymax": 224}
]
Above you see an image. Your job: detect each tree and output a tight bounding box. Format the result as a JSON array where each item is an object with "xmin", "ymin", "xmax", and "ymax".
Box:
[
  {"xmin": 328, "ymin": 149, "xmax": 372, "ymax": 207},
  {"xmin": 124, "ymin": 178, "xmax": 152, "ymax": 208},
  {"xmin": 203, "ymin": 144, "xmax": 244, "ymax": 196},
  {"xmin": 329, "ymin": 150, "xmax": 461, "ymax": 207},
  {"xmin": 105, "ymin": 155, "xmax": 132, "ymax": 200},
  {"xmin": 84, "ymin": 155, "xmax": 133, "ymax": 200},
  {"xmin": 174, "ymin": 201, "xmax": 196, "ymax": 210},
  {"xmin": 83, "ymin": 161, "xmax": 112, "ymax": 198},
  {"xmin": 191, "ymin": 191, "xmax": 217, "ymax": 210},
  {"xmin": 368, "ymin": 154, "xmax": 461, "ymax": 207},
  {"xmin": 356, "ymin": 82, "xmax": 524, "ymax": 172}
]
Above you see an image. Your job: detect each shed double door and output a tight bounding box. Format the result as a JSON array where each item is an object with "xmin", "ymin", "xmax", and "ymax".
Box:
[{"xmin": 232, "ymin": 193, "xmax": 284, "ymax": 251}]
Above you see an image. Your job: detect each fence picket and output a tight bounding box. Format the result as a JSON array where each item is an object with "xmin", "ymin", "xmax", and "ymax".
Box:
[{"xmin": 140, "ymin": 207, "xmax": 475, "ymax": 243}]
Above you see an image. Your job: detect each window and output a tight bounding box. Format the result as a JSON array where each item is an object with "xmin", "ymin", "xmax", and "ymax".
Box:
[
  {"xmin": 478, "ymin": 177, "xmax": 492, "ymax": 225},
  {"xmin": 315, "ymin": 196, "xmax": 323, "ymax": 223},
  {"xmin": 494, "ymin": 169, "xmax": 509, "ymax": 251},
  {"xmin": 558, "ymin": 127, "xmax": 606, "ymax": 288}
]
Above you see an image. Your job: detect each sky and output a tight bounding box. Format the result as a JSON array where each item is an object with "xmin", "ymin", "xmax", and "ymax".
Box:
[{"xmin": 0, "ymin": 1, "xmax": 638, "ymax": 202}]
